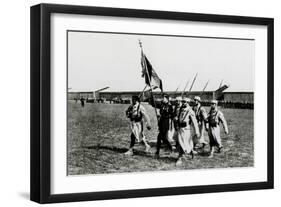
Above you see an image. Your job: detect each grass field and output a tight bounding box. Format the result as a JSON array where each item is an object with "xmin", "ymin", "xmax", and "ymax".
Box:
[{"xmin": 67, "ymin": 101, "xmax": 254, "ymax": 175}]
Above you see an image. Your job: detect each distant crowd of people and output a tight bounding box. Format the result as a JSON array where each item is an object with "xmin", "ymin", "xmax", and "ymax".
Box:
[
  {"xmin": 74, "ymin": 97, "xmax": 85, "ymax": 107},
  {"xmin": 199, "ymin": 100, "xmax": 253, "ymax": 109}
]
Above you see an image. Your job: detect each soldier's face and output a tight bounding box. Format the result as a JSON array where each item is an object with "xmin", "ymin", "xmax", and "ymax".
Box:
[
  {"xmin": 211, "ymin": 103, "xmax": 216, "ymax": 109},
  {"xmin": 195, "ymin": 100, "xmax": 199, "ymax": 105},
  {"xmin": 132, "ymin": 99, "xmax": 137, "ymax": 105},
  {"xmin": 163, "ymin": 97, "xmax": 168, "ymax": 103}
]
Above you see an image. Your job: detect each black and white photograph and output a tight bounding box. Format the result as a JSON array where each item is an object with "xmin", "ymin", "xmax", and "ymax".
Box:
[
  {"xmin": 67, "ymin": 31, "xmax": 254, "ymax": 175},
  {"xmin": 0, "ymin": 0, "xmax": 278, "ymax": 205},
  {"xmin": 29, "ymin": 3, "xmax": 274, "ymax": 204}
]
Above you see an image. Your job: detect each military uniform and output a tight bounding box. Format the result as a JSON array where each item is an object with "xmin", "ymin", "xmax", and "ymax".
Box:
[
  {"xmin": 177, "ymin": 103, "xmax": 199, "ymax": 156},
  {"xmin": 125, "ymin": 101, "xmax": 151, "ymax": 155},
  {"xmin": 155, "ymin": 101, "xmax": 174, "ymax": 156},
  {"xmin": 192, "ymin": 104, "xmax": 208, "ymax": 146},
  {"xmin": 172, "ymin": 98, "xmax": 182, "ymax": 142},
  {"xmin": 207, "ymin": 109, "xmax": 228, "ymax": 149},
  {"xmin": 173, "ymin": 102, "xmax": 182, "ymax": 128}
]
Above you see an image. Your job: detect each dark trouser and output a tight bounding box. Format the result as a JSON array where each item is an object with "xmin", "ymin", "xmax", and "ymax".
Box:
[
  {"xmin": 130, "ymin": 133, "xmax": 136, "ymax": 148},
  {"xmin": 176, "ymin": 140, "xmax": 184, "ymax": 157},
  {"xmin": 155, "ymin": 130, "xmax": 173, "ymax": 155}
]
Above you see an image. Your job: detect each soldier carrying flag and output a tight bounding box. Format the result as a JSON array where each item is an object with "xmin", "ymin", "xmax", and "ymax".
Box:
[
  {"xmin": 152, "ymin": 94, "xmax": 175, "ymax": 158},
  {"xmin": 139, "ymin": 40, "xmax": 175, "ymax": 158}
]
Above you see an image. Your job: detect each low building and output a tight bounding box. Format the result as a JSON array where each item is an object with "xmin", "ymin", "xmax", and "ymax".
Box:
[
  {"xmin": 68, "ymin": 91, "xmax": 94, "ymax": 100},
  {"xmin": 68, "ymin": 90, "xmax": 254, "ymax": 106},
  {"xmin": 222, "ymin": 92, "xmax": 254, "ymax": 103}
]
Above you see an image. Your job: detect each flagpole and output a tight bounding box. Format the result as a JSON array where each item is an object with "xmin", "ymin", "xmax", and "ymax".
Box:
[
  {"xmin": 138, "ymin": 85, "xmax": 147, "ymax": 100},
  {"xmin": 139, "ymin": 40, "xmax": 159, "ymax": 118}
]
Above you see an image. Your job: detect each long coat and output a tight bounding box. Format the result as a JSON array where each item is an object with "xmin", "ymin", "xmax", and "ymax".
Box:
[
  {"xmin": 192, "ymin": 104, "xmax": 208, "ymax": 144},
  {"xmin": 177, "ymin": 105, "xmax": 199, "ymax": 153},
  {"xmin": 207, "ymin": 109, "xmax": 228, "ymax": 147}
]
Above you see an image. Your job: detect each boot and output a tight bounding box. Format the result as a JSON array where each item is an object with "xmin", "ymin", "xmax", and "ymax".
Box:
[{"xmin": 124, "ymin": 148, "xmax": 133, "ymax": 156}]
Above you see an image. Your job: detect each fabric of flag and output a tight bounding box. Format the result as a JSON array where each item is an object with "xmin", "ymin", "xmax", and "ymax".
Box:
[{"xmin": 141, "ymin": 52, "xmax": 163, "ymax": 92}]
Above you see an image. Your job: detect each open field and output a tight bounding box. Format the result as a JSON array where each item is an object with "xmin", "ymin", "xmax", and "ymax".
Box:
[{"xmin": 67, "ymin": 101, "xmax": 254, "ymax": 175}]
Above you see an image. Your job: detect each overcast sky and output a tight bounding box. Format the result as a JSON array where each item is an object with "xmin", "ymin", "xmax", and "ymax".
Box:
[{"xmin": 68, "ymin": 31, "xmax": 254, "ymax": 92}]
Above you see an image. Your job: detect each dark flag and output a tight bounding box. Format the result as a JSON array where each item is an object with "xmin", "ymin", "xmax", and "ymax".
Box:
[{"xmin": 141, "ymin": 52, "xmax": 163, "ymax": 92}]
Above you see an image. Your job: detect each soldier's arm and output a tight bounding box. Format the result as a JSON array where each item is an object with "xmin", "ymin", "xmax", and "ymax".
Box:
[
  {"xmin": 140, "ymin": 105, "xmax": 151, "ymax": 127},
  {"xmin": 125, "ymin": 105, "xmax": 132, "ymax": 117},
  {"xmin": 219, "ymin": 111, "xmax": 229, "ymax": 134},
  {"xmin": 201, "ymin": 108, "xmax": 208, "ymax": 120},
  {"xmin": 201, "ymin": 108, "xmax": 209, "ymax": 130},
  {"xmin": 190, "ymin": 111, "xmax": 200, "ymax": 135}
]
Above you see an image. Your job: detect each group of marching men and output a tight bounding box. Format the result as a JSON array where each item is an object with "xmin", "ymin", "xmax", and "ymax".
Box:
[{"xmin": 125, "ymin": 94, "xmax": 229, "ymax": 165}]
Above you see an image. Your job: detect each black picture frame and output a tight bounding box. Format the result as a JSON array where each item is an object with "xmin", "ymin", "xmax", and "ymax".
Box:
[{"xmin": 30, "ymin": 3, "xmax": 274, "ymax": 204}]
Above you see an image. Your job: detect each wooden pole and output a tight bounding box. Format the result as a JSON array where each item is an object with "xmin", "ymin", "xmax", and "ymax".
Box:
[
  {"xmin": 189, "ymin": 73, "xmax": 198, "ymax": 92},
  {"xmin": 138, "ymin": 85, "xmax": 147, "ymax": 99},
  {"xmin": 174, "ymin": 84, "xmax": 180, "ymax": 97},
  {"xmin": 186, "ymin": 73, "xmax": 198, "ymax": 96}
]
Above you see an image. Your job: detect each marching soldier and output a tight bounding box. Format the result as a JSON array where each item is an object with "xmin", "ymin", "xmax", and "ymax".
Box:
[
  {"xmin": 207, "ymin": 100, "xmax": 229, "ymax": 158},
  {"xmin": 151, "ymin": 94, "xmax": 175, "ymax": 158},
  {"xmin": 192, "ymin": 96, "xmax": 208, "ymax": 149},
  {"xmin": 172, "ymin": 96, "xmax": 182, "ymax": 140},
  {"xmin": 176, "ymin": 97, "xmax": 200, "ymax": 165},
  {"xmin": 124, "ymin": 96, "xmax": 151, "ymax": 156},
  {"xmin": 173, "ymin": 96, "xmax": 183, "ymax": 126}
]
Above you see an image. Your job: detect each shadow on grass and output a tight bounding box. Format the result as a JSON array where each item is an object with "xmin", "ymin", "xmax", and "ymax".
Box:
[
  {"xmin": 82, "ymin": 144, "xmax": 178, "ymax": 162},
  {"xmin": 196, "ymin": 149, "xmax": 211, "ymax": 157},
  {"xmin": 83, "ymin": 145, "xmax": 128, "ymax": 153}
]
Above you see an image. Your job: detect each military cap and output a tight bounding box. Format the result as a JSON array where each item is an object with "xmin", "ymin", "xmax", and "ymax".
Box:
[
  {"xmin": 182, "ymin": 97, "xmax": 191, "ymax": 103},
  {"xmin": 194, "ymin": 96, "xmax": 201, "ymax": 102},
  {"xmin": 176, "ymin": 96, "xmax": 182, "ymax": 101},
  {"xmin": 210, "ymin": 100, "xmax": 218, "ymax": 104},
  {"xmin": 163, "ymin": 93, "xmax": 169, "ymax": 99}
]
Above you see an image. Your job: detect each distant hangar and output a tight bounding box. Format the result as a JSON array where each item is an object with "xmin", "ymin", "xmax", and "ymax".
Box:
[{"xmin": 68, "ymin": 87, "xmax": 253, "ymax": 104}]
